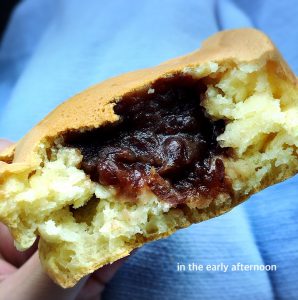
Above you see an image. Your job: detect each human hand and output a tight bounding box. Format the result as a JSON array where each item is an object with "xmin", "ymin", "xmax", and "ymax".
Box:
[{"xmin": 0, "ymin": 139, "xmax": 124, "ymax": 300}]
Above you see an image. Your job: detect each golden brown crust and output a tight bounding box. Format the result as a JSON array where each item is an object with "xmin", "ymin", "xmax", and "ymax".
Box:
[
  {"xmin": 0, "ymin": 144, "xmax": 15, "ymax": 163},
  {"xmin": 0, "ymin": 28, "xmax": 296, "ymax": 174}
]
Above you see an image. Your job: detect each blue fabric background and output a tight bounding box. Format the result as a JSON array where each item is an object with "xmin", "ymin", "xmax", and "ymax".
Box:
[{"xmin": 0, "ymin": 0, "xmax": 297, "ymax": 299}]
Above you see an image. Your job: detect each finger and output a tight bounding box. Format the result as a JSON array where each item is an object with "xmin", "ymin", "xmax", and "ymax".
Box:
[
  {"xmin": 76, "ymin": 277, "xmax": 103, "ymax": 300},
  {"xmin": 0, "ymin": 259, "xmax": 17, "ymax": 282},
  {"xmin": 0, "ymin": 222, "xmax": 37, "ymax": 267},
  {"xmin": 0, "ymin": 252, "xmax": 87, "ymax": 300},
  {"xmin": 0, "ymin": 139, "xmax": 13, "ymax": 151},
  {"xmin": 77, "ymin": 258, "xmax": 126, "ymax": 300},
  {"xmin": 92, "ymin": 258, "xmax": 126, "ymax": 285}
]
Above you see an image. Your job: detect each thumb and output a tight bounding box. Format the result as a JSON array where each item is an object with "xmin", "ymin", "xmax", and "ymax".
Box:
[
  {"xmin": 0, "ymin": 252, "xmax": 87, "ymax": 300},
  {"xmin": 0, "ymin": 139, "xmax": 13, "ymax": 151}
]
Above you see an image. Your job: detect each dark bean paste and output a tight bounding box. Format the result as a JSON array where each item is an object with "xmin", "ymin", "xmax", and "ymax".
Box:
[{"xmin": 66, "ymin": 75, "xmax": 231, "ymax": 205}]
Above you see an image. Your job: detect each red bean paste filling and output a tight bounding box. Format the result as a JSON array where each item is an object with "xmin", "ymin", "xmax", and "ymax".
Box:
[{"xmin": 65, "ymin": 75, "xmax": 232, "ymax": 205}]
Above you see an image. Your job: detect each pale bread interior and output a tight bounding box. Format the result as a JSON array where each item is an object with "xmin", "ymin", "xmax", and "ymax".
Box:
[{"xmin": 0, "ymin": 61, "xmax": 297, "ymax": 287}]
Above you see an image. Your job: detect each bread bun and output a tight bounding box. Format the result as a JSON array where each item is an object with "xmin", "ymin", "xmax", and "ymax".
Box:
[{"xmin": 0, "ymin": 29, "xmax": 297, "ymax": 288}]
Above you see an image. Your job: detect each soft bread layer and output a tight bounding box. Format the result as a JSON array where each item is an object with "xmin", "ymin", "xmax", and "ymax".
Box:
[
  {"xmin": 2, "ymin": 146, "xmax": 193, "ymax": 287},
  {"xmin": 202, "ymin": 62, "xmax": 298, "ymax": 195},
  {"xmin": 0, "ymin": 61, "xmax": 297, "ymax": 287},
  {"xmin": 0, "ymin": 147, "xmax": 94, "ymax": 250}
]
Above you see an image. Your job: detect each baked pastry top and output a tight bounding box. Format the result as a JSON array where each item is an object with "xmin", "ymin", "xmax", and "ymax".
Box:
[{"xmin": 0, "ymin": 28, "xmax": 297, "ymax": 288}]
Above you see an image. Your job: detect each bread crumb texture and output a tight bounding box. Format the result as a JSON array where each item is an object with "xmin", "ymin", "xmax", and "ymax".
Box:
[
  {"xmin": 201, "ymin": 62, "xmax": 298, "ymax": 196},
  {"xmin": 0, "ymin": 61, "xmax": 297, "ymax": 287}
]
